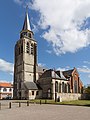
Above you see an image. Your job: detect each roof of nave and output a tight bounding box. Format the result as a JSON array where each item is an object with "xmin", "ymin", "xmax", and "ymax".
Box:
[{"xmin": 63, "ymin": 69, "xmax": 74, "ymax": 77}]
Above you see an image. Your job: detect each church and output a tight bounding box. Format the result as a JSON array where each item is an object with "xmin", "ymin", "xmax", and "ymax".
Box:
[{"xmin": 13, "ymin": 10, "xmax": 83, "ymax": 101}]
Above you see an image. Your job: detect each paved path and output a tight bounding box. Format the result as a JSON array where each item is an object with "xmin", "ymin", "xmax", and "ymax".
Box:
[{"xmin": 0, "ymin": 104, "xmax": 90, "ymax": 120}]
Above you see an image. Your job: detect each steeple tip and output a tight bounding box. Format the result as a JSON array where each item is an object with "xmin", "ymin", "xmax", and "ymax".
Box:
[{"xmin": 22, "ymin": 6, "xmax": 31, "ymax": 31}]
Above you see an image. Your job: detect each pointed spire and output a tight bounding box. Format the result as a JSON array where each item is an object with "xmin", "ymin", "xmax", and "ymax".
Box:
[{"xmin": 22, "ymin": 6, "xmax": 31, "ymax": 31}]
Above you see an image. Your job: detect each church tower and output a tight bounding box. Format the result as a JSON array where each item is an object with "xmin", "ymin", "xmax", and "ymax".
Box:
[{"xmin": 13, "ymin": 9, "xmax": 38, "ymax": 99}]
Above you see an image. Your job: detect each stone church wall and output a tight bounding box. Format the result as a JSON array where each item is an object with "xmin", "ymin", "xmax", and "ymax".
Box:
[{"xmin": 57, "ymin": 93, "xmax": 81, "ymax": 101}]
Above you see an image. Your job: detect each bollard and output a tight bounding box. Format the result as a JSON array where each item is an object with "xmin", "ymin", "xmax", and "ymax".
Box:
[
  {"xmin": 45, "ymin": 99, "xmax": 47, "ymax": 104},
  {"xmin": 0, "ymin": 103, "xmax": 1, "ymax": 110},
  {"xmin": 40, "ymin": 100, "xmax": 41, "ymax": 105},
  {"xmin": 27, "ymin": 101, "xmax": 29, "ymax": 106},
  {"xmin": 19, "ymin": 102, "xmax": 21, "ymax": 107},
  {"xmin": 9, "ymin": 102, "xmax": 11, "ymax": 109}
]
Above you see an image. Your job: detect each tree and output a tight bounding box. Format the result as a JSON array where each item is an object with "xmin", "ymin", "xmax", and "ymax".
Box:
[{"xmin": 84, "ymin": 86, "xmax": 90, "ymax": 94}]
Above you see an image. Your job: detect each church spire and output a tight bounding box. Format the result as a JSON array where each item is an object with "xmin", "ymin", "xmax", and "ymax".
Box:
[
  {"xmin": 22, "ymin": 6, "xmax": 31, "ymax": 31},
  {"xmin": 20, "ymin": 6, "xmax": 33, "ymax": 39}
]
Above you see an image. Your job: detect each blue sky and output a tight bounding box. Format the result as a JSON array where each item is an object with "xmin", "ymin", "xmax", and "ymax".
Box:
[{"xmin": 0, "ymin": 0, "xmax": 90, "ymax": 86}]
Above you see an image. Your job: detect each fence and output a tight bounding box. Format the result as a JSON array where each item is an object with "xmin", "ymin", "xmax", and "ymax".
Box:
[{"xmin": 0, "ymin": 100, "xmax": 47, "ymax": 110}]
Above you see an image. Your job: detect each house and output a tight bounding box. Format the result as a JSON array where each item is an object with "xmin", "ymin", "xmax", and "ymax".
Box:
[{"xmin": 0, "ymin": 82, "xmax": 13, "ymax": 99}]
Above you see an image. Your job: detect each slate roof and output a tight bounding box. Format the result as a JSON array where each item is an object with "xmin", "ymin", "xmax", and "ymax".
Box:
[
  {"xmin": 40, "ymin": 69, "xmax": 67, "ymax": 80},
  {"xmin": 56, "ymin": 71, "xmax": 66, "ymax": 80},
  {"xmin": 22, "ymin": 11, "xmax": 31, "ymax": 31},
  {"xmin": 63, "ymin": 69, "xmax": 74, "ymax": 77},
  {"xmin": 24, "ymin": 82, "xmax": 38, "ymax": 90}
]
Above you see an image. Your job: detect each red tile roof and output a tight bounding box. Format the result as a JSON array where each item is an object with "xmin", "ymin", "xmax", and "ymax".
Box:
[{"xmin": 0, "ymin": 82, "xmax": 12, "ymax": 87}]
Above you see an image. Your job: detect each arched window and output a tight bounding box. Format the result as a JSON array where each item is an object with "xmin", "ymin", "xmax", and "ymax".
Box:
[
  {"xmin": 62, "ymin": 82, "xmax": 65, "ymax": 93},
  {"xmin": 31, "ymin": 43, "xmax": 34, "ymax": 55},
  {"xmin": 65, "ymin": 84, "xmax": 67, "ymax": 93},
  {"xmin": 67, "ymin": 83, "xmax": 70, "ymax": 93},
  {"xmin": 28, "ymin": 33, "xmax": 31, "ymax": 38},
  {"xmin": 74, "ymin": 80, "xmax": 77, "ymax": 93},
  {"xmin": 26, "ymin": 42, "xmax": 29, "ymax": 53},
  {"xmin": 55, "ymin": 81, "xmax": 58, "ymax": 92},
  {"xmin": 59, "ymin": 83, "xmax": 61, "ymax": 93},
  {"xmin": 23, "ymin": 32, "xmax": 27, "ymax": 36}
]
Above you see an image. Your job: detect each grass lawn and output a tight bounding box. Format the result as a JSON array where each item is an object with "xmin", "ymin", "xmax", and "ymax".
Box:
[
  {"xmin": 29, "ymin": 99, "xmax": 90, "ymax": 106},
  {"xmin": 60, "ymin": 100, "xmax": 90, "ymax": 106},
  {"xmin": 13, "ymin": 99, "xmax": 90, "ymax": 107}
]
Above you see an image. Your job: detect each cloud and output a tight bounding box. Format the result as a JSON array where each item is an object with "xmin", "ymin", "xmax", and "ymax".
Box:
[
  {"xmin": 57, "ymin": 67, "xmax": 66, "ymax": 71},
  {"xmin": 77, "ymin": 66, "xmax": 90, "ymax": 73},
  {"xmin": 0, "ymin": 59, "xmax": 14, "ymax": 74},
  {"xmin": 13, "ymin": 0, "xmax": 22, "ymax": 5},
  {"xmin": 83, "ymin": 61, "xmax": 90, "ymax": 65},
  {"xmin": 57, "ymin": 66, "xmax": 70, "ymax": 71},
  {"xmin": 0, "ymin": 80, "xmax": 11, "ymax": 83},
  {"xmin": 38, "ymin": 63, "xmax": 46, "ymax": 67},
  {"xmin": 27, "ymin": 0, "xmax": 90, "ymax": 55},
  {"xmin": 46, "ymin": 50, "xmax": 52, "ymax": 54}
]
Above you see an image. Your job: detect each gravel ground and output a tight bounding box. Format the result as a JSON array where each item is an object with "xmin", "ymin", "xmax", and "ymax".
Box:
[{"xmin": 0, "ymin": 104, "xmax": 90, "ymax": 120}]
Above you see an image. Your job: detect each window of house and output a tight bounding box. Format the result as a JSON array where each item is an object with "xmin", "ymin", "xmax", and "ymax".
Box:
[
  {"xmin": 31, "ymin": 43, "xmax": 34, "ymax": 55},
  {"xmin": 9, "ymin": 88, "xmax": 12, "ymax": 92},
  {"xmin": 32, "ymin": 91, "xmax": 34, "ymax": 95},
  {"xmin": 3, "ymin": 88, "xmax": 7, "ymax": 92},
  {"xmin": 26, "ymin": 42, "xmax": 29, "ymax": 53}
]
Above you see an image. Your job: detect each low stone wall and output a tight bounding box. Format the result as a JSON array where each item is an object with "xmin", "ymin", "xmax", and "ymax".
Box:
[{"xmin": 57, "ymin": 93, "xmax": 81, "ymax": 101}]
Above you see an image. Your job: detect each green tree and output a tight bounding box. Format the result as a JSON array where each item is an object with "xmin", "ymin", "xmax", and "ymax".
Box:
[{"xmin": 84, "ymin": 86, "xmax": 90, "ymax": 94}]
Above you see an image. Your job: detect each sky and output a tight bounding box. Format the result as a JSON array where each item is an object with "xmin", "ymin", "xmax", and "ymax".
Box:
[{"xmin": 0, "ymin": 0, "xmax": 90, "ymax": 85}]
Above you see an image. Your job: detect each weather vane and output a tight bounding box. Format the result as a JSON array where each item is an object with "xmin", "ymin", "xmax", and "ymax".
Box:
[{"xmin": 26, "ymin": 4, "xmax": 28, "ymax": 13}]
